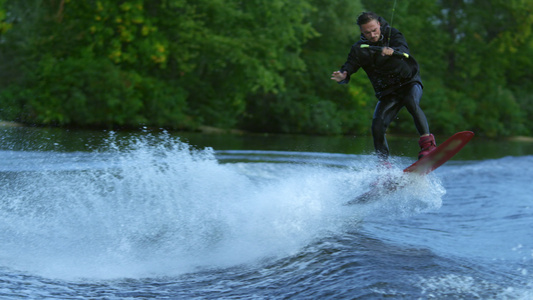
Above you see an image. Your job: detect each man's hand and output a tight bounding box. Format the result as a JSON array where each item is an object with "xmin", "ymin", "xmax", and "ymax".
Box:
[
  {"xmin": 381, "ymin": 47, "xmax": 394, "ymax": 56},
  {"xmin": 331, "ymin": 70, "xmax": 347, "ymax": 82}
]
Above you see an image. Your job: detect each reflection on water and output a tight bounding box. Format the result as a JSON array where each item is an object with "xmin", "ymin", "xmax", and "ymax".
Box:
[{"xmin": 1, "ymin": 125, "xmax": 532, "ymax": 159}]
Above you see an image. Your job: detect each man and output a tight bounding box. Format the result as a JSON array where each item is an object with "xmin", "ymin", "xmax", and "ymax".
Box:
[{"xmin": 331, "ymin": 11, "xmax": 436, "ymax": 164}]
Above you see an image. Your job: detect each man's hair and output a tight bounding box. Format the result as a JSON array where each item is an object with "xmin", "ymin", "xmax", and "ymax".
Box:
[{"xmin": 356, "ymin": 12, "xmax": 380, "ymax": 26}]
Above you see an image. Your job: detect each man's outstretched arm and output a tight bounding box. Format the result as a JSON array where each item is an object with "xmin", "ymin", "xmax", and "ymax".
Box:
[{"xmin": 330, "ymin": 70, "xmax": 348, "ymax": 82}]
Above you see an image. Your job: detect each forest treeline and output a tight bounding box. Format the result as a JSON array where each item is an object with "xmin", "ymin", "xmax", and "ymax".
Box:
[{"xmin": 0, "ymin": 0, "xmax": 531, "ymax": 137}]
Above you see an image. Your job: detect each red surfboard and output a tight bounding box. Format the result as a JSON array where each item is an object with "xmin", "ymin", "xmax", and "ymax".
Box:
[
  {"xmin": 403, "ymin": 131, "xmax": 474, "ymax": 175},
  {"xmin": 346, "ymin": 131, "xmax": 474, "ymax": 205}
]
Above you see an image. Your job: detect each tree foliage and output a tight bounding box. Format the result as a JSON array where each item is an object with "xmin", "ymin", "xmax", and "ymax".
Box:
[{"xmin": 0, "ymin": 0, "xmax": 531, "ymax": 137}]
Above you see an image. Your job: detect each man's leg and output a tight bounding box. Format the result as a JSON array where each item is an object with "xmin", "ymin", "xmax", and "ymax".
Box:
[
  {"xmin": 372, "ymin": 97, "xmax": 404, "ymax": 161},
  {"xmin": 402, "ymin": 83, "xmax": 429, "ymax": 135},
  {"xmin": 401, "ymin": 83, "xmax": 436, "ymax": 158}
]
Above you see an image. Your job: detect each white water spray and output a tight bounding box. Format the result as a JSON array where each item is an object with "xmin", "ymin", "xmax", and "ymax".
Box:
[{"xmin": 0, "ymin": 133, "xmax": 443, "ymax": 279}]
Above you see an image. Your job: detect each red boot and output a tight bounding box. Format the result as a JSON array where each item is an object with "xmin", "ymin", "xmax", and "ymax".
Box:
[{"xmin": 418, "ymin": 134, "xmax": 437, "ymax": 159}]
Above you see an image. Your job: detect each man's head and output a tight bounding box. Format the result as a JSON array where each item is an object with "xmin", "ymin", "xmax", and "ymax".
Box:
[{"xmin": 357, "ymin": 12, "xmax": 381, "ymax": 43}]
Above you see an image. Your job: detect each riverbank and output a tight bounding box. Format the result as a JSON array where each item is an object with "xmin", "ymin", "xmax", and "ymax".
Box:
[
  {"xmin": 2, "ymin": 121, "xmax": 532, "ymax": 143},
  {"xmin": 508, "ymin": 136, "xmax": 533, "ymax": 142},
  {"xmin": 0, "ymin": 121, "xmax": 23, "ymax": 127}
]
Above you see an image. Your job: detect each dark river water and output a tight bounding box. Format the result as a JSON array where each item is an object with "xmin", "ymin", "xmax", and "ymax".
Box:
[{"xmin": 0, "ymin": 126, "xmax": 532, "ymax": 299}]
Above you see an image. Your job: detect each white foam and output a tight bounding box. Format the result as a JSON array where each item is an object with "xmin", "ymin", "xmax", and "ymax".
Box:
[{"xmin": 0, "ymin": 133, "xmax": 444, "ymax": 280}]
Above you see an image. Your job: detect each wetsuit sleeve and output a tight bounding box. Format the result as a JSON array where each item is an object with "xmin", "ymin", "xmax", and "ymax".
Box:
[
  {"xmin": 388, "ymin": 28, "xmax": 410, "ymax": 55},
  {"xmin": 338, "ymin": 45, "xmax": 362, "ymax": 84}
]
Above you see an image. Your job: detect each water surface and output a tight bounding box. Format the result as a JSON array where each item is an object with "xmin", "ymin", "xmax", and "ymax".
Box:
[{"xmin": 0, "ymin": 126, "xmax": 532, "ymax": 299}]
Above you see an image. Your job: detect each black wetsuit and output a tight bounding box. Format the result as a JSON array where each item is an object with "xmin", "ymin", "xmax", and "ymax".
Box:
[{"xmin": 337, "ymin": 17, "xmax": 430, "ymax": 159}]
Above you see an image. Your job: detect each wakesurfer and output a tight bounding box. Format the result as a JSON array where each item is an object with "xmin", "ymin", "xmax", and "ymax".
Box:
[{"xmin": 331, "ymin": 11, "xmax": 436, "ymax": 165}]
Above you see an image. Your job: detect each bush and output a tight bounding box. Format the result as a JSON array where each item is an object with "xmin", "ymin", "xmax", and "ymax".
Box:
[{"xmin": 0, "ymin": 53, "xmax": 190, "ymax": 129}]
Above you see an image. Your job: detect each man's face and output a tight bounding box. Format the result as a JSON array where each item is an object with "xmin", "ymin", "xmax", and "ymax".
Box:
[{"xmin": 360, "ymin": 20, "xmax": 381, "ymax": 43}]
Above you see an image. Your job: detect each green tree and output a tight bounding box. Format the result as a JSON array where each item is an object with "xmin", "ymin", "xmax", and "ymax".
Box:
[
  {"xmin": 0, "ymin": 0, "xmax": 531, "ymax": 137},
  {"xmin": 437, "ymin": 0, "xmax": 532, "ymax": 136},
  {"xmin": 0, "ymin": 0, "xmax": 194, "ymax": 129},
  {"xmin": 241, "ymin": 0, "xmax": 368, "ymax": 135},
  {"xmin": 0, "ymin": 0, "xmax": 319, "ymax": 130},
  {"xmin": 187, "ymin": 0, "xmax": 318, "ymax": 128}
]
